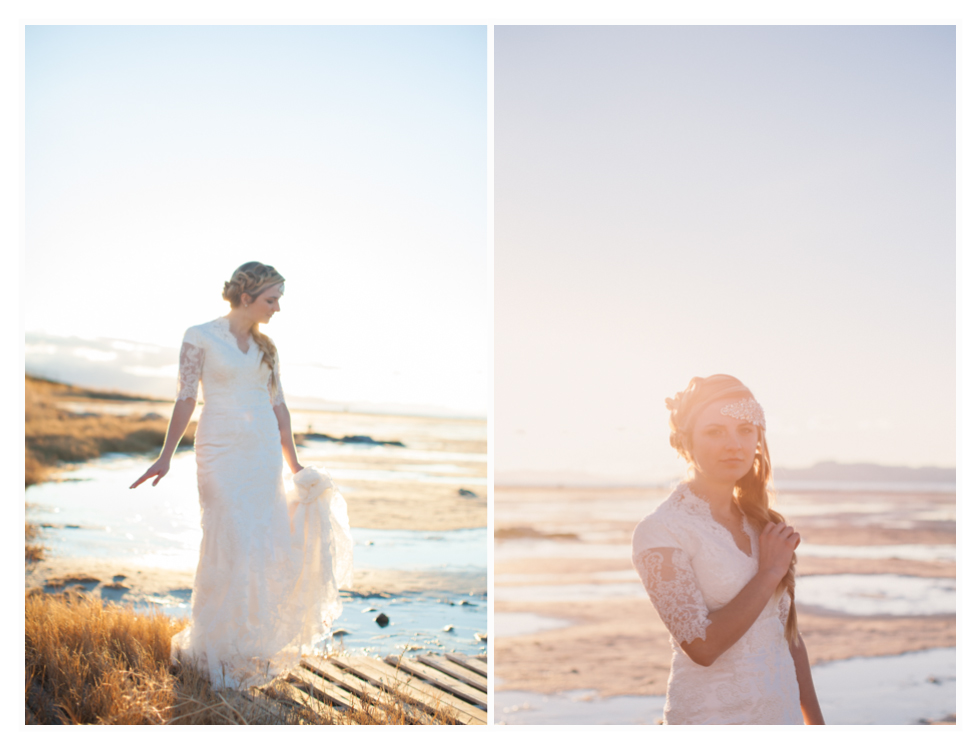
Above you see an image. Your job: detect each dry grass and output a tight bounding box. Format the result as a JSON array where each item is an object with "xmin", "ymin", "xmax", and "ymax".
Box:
[
  {"xmin": 25, "ymin": 519, "xmax": 44, "ymax": 563},
  {"xmin": 25, "ymin": 592, "xmax": 463, "ymax": 725},
  {"xmin": 25, "ymin": 591, "xmax": 295, "ymax": 725},
  {"xmin": 24, "ymin": 375, "xmax": 195, "ymax": 487}
]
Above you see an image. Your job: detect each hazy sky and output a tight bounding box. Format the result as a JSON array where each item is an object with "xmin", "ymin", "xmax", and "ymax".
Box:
[
  {"xmin": 495, "ymin": 25, "xmax": 955, "ymax": 483},
  {"xmin": 26, "ymin": 25, "xmax": 487, "ymax": 415}
]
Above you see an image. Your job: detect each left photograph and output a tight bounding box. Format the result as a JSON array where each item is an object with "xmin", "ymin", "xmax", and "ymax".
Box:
[{"xmin": 25, "ymin": 25, "xmax": 488, "ymax": 725}]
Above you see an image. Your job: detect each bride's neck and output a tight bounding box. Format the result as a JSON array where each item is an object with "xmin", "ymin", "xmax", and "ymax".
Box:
[
  {"xmin": 225, "ymin": 309, "xmax": 256, "ymax": 339},
  {"xmin": 688, "ymin": 475, "xmax": 737, "ymax": 516}
]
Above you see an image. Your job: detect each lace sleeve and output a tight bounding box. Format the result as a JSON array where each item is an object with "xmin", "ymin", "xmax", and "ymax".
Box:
[
  {"xmin": 633, "ymin": 547, "xmax": 712, "ymax": 645},
  {"xmin": 177, "ymin": 341, "xmax": 204, "ymax": 402},
  {"xmin": 777, "ymin": 590, "xmax": 791, "ymax": 627},
  {"xmin": 268, "ymin": 357, "xmax": 285, "ymax": 407}
]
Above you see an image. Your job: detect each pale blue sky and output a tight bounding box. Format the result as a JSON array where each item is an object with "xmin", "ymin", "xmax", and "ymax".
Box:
[
  {"xmin": 495, "ymin": 25, "xmax": 955, "ymax": 482},
  {"xmin": 26, "ymin": 25, "xmax": 487, "ymax": 414}
]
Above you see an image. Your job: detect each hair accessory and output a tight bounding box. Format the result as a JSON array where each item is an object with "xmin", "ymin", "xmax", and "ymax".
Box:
[{"xmin": 719, "ymin": 398, "xmax": 766, "ymax": 428}]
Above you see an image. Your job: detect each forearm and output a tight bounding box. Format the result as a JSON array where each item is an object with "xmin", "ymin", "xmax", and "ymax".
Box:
[
  {"xmin": 273, "ymin": 404, "xmax": 302, "ymax": 473},
  {"xmin": 160, "ymin": 398, "xmax": 196, "ymax": 460},
  {"xmin": 682, "ymin": 570, "xmax": 781, "ymax": 666},
  {"xmin": 790, "ymin": 634, "xmax": 825, "ymax": 724}
]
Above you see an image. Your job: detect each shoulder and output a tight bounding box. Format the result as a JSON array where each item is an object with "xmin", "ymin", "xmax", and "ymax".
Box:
[
  {"xmin": 182, "ymin": 318, "xmax": 224, "ymax": 347},
  {"xmin": 631, "ymin": 486, "xmax": 693, "ymax": 557}
]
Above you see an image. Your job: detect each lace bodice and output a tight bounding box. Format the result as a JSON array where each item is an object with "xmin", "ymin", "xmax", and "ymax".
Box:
[
  {"xmin": 631, "ymin": 483, "xmax": 801, "ymax": 724},
  {"xmin": 176, "ymin": 317, "xmax": 285, "ymax": 408}
]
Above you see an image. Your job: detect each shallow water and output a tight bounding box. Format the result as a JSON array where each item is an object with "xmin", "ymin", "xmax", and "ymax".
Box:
[
  {"xmin": 496, "ymin": 648, "xmax": 955, "ymax": 725},
  {"xmin": 145, "ymin": 590, "xmax": 487, "ymax": 656},
  {"xmin": 496, "ymin": 538, "xmax": 954, "ymax": 564},
  {"xmin": 27, "ymin": 447, "xmax": 487, "ymax": 654},
  {"xmin": 796, "ymin": 574, "xmax": 955, "ymax": 617},
  {"xmin": 495, "ymin": 612, "xmax": 574, "ymax": 638},
  {"xmin": 494, "ymin": 583, "xmax": 646, "ymax": 602},
  {"xmin": 799, "ymin": 543, "xmax": 955, "ymax": 562},
  {"xmin": 494, "ymin": 574, "xmax": 955, "ymax": 617}
]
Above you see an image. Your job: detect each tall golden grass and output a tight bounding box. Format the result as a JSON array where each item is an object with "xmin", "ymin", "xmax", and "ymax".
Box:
[{"xmin": 25, "ymin": 592, "xmax": 461, "ymax": 725}]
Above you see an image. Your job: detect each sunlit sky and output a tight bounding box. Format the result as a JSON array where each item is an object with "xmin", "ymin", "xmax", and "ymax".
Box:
[
  {"xmin": 25, "ymin": 25, "xmax": 487, "ymax": 415},
  {"xmin": 496, "ymin": 25, "xmax": 955, "ymax": 483}
]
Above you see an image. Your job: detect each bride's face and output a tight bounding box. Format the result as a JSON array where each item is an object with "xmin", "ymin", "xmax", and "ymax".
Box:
[
  {"xmin": 245, "ymin": 284, "xmax": 283, "ymax": 324},
  {"xmin": 688, "ymin": 397, "xmax": 760, "ymax": 484}
]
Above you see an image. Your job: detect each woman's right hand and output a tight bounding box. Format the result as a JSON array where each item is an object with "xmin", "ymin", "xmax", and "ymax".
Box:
[
  {"xmin": 758, "ymin": 521, "xmax": 800, "ymax": 583},
  {"xmin": 130, "ymin": 457, "xmax": 171, "ymax": 489}
]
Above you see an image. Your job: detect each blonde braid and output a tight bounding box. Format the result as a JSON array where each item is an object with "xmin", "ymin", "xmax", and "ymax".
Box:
[{"xmin": 222, "ymin": 261, "xmax": 284, "ymax": 371}]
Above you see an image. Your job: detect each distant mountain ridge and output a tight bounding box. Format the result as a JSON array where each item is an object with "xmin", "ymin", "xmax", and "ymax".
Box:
[{"xmin": 774, "ymin": 461, "xmax": 954, "ymax": 483}]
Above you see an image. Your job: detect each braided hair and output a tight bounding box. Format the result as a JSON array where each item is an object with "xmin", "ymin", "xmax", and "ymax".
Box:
[{"xmin": 222, "ymin": 261, "xmax": 284, "ymax": 372}]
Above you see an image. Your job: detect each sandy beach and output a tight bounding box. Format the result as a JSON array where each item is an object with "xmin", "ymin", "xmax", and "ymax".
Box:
[{"xmin": 494, "ymin": 485, "xmax": 956, "ymax": 715}]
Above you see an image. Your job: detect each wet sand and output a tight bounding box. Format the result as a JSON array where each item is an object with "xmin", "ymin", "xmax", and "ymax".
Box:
[
  {"xmin": 494, "ymin": 486, "xmax": 956, "ymax": 698},
  {"xmin": 27, "ymin": 557, "xmax": 486, "ymax": 604}
]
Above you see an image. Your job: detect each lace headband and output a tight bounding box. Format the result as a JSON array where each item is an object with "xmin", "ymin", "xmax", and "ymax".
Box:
[{"xmin": 719, "ymin": 398, "xmax": 766, "ymax": 429}]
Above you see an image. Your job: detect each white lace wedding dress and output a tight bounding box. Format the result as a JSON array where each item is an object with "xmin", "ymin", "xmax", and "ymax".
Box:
[
  {"xmin": 170, "ymin": 317, "xmax": 354, "ymax": 689},
  {"xmin": 631, "ymin": 483, "xmax": 803, "ymax": 724}
]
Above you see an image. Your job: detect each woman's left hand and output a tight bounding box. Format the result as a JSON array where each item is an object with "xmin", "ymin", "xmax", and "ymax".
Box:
[{"xmin": 290, "ymin": 463, "xmax": 305, "ymax": 475}]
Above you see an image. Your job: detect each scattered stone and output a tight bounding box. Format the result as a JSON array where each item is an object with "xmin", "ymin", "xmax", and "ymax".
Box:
[
  {"xmin": 475, "ymin": 632, "xmax": 487, "ymax": 642},
  {"xmin": 443, "ymin": 625, "xmax": 454, "ymax": 632},
  {"xmin": 101, "ymin": 582, "xmax": 129, "ymax": 591},
  {"xmin": 375, "ymin": 613, "xmax": 390, "ymax": 627},
  {"xmin": 362, "ymin": 606, "xmax": 377, "ymax": 613},
  {"xmin": 112, "ymin": 575, "xmax": 127, "ymax": 583},
  {"xmin": 458, "ymin": 488, "xmax": 478, "ymax": 498},
  {"xmin": 332, "ymin": 629, "xmax": 351, "ymax": 638}
]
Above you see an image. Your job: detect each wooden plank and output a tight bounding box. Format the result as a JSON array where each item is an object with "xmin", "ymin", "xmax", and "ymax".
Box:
[
  {"xmin": 290, "ymin": 665, "xmax": 361, "ymax": 713},
  {"xmin": 382, "ymin": 655, "xmax": 488, "ymax": 714},
  {"xmin": 474, "ymin": 654, "xmax": 487, "ymax": 663},
  {"xmin": 300, "ymin": 655, "xmax": 426, "ymax": 725},
  {"xmin": 419, "ymin": 653, "xmax": 488, "ymax": 692},
  {"xmin": 302, "ymin": 655, "xmax": 390, "ymax": 705},
  {"xmin": 338, "ymin": 656, "xmax": 484, "ymax": 725},
  {"xmin": 352, "ymin": 657, "xmax": 479, "ymax": 725},
  {"xmin": 445, "ymin": 651, "xmax": 488, "ymax": 678}
]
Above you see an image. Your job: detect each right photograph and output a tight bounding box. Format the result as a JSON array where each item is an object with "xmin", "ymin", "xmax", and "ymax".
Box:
[{"xmin": 494, "ymin": 25, "xmax": 955, "ymax": 725}]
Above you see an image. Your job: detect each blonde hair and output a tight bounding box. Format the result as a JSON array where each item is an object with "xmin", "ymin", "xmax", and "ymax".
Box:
[
  {"xmin": 666, "ymin": 374, "xmax": 798, "ymax": 645},
  {"xmin": 222, "ymin": 261, "xmax": 284, "ymax": 371}
]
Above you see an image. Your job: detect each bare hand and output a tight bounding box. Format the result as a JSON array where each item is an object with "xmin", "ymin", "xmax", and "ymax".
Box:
[
  {"xmin": 290, "ymin": 463, "xmax": 305, "ymax": 475},
  {"xmin": 130, "ymin": 457, "xmax": 171, "ymax": 489},
  {"xmin": 758, "ymin": 521, "xmax": 800, "ymax": 582}
]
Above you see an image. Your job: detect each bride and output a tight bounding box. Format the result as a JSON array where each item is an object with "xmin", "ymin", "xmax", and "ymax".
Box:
[
  {"xmin": 631, "ymin": 374, "xmax": 825, "ymax": 724},
  {"xmin": 131, "ymin": 261, "xmax": 353, "ymax": 689}
]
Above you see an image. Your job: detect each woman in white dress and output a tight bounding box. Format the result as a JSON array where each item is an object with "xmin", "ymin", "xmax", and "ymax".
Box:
[
  {"xmin": 131, "ymin": 261, "xmax": 353, "ymax": 689},
  {"xmin": 631, "ymin": 374, "xmax": 824, "ymax": 724}
]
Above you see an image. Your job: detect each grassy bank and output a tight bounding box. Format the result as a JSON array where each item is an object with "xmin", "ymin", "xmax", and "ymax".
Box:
[
  {"xmin": 25, "ymin": 591, "xmax": 459, "ymax": 725},
  {"xmin": 25, "ymin": 374, "xmax": 195, "ymax": 487}
]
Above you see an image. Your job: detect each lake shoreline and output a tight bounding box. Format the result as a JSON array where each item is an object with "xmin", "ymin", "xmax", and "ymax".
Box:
[{"xmin": 494, "ymin": 484, "xmax": 956, "ymax": 722}]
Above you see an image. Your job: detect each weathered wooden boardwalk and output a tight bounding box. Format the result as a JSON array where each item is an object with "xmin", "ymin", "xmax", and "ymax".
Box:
[{"xmin": 254, "ymin": 652, "xmax": 488, "ymax": 725}]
